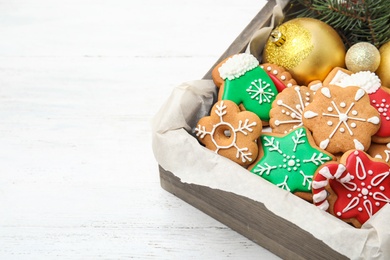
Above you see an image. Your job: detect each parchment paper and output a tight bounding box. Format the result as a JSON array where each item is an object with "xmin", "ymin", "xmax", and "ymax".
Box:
[{"xmin": 152, "ymin": 2, "xmax": 390, "ymax": 259}]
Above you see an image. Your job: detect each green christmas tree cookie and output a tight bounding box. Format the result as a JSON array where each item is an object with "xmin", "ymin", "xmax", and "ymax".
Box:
[{"xmin": 218, "ymin": 53, "xmax": 278, "ymax": 121}]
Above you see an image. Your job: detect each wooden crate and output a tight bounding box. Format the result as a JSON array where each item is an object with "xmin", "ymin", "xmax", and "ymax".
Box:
[{"xmin": 158, "ymin": 0, "xmax": 349, "ymax": 259}]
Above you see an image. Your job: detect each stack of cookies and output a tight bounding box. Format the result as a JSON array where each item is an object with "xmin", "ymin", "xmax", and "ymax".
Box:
[{"xmin": 194, "ymin": 53, "xmax": 390, "ymax": 228}]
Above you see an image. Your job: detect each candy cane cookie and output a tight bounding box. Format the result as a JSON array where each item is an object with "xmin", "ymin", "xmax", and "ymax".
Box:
[{"xmin": 312, "ymin": 150, "xmax": 390, "ymax": 228}]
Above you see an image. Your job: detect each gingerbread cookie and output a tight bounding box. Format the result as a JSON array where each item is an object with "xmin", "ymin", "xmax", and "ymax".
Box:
[
  {"xmin": 248, "ymin": 127, "xmax": 335, "ymax": 201},
  {"xmin": 260, "ymin": 63, "xmax": 297, "ymax": 92},
  {"xmin": 312, "ymin": 150, "xmax": 390, "ymax": 228},
  {"xmin": 195, "ymin": 100, "xmax": 262, "ymax": 167},
  {"xmin": 269, "ymin": 85, "xmax": 314, "ymax": 134},
  {"xmin": 322, "ymin": 67, "xmax": 352, "ymax": 86},
  {"xmin": 367, "ymin": 142, "xmax": 390, "ymax": 165},
  {"xmin": 217, "ymin": 53, "xmax": 278, "ymax": 122},
  {"xmin": 211, "ymin": 55, "xmax": 233, "ymax": 88},
  {"xmin": 336, "ymin": 71, "xmax": 390, "ymax": 143},
  {"xmin": 302, "ymin": 85, "xmax": 381, "ymax": 154}
]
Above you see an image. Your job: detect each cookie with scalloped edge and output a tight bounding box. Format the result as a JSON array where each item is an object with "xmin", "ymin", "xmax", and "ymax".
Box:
[
  {"xmin": 302, "ymin": 85, "xmax": 381, "ymax": 154},
  {"xmin": 194, "ymin": 100, "xmax": 262, "ymax": 167}
]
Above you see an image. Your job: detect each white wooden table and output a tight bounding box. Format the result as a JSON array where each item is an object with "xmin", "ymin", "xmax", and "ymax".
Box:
[{"xmin": 0, "ymin": 0, "xmax": 280, "ymax": 258}]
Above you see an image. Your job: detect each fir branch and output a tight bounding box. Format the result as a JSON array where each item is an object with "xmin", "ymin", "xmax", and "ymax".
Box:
[{"xmin": 286, "ymin": 0, "xmax": 390, "ymax": 47}]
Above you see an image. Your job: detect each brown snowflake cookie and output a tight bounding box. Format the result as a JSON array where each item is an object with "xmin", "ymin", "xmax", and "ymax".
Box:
[
  {"xmin": 367, "ymin": 142, "xmax": 390, "ymax": 165},
  {"xmin": 260, "ymin": 63, "xmax": 297, "ymax": 92},
  {"xmin": 194, "ymin": 100, "xmax": 262, "ymax": 167},
  {"xmin": 269, "ymin": 85, "xmax": 314, "ymax": 134},
  {"xmin": 302, "ymin": 85, "xmax": 381, "ymax": 154}
]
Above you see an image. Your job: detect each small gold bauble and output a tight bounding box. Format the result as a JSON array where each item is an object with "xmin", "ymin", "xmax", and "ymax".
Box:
[
  {"xmin": 262, "ymin": 18, "xmax": 346, "ymax": 85},
  {"xmin": 345, "ymin": 42, "xmax": 381, "ymax": 73},
  {"xmin": 376, "ymin": 41, "xmax": 390, "ymax": 88}
]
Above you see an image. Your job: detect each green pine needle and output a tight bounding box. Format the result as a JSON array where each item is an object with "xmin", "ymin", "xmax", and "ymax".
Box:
[{"xmin": 286, "ymin": 0, "xmax": 390, "ymax": 48}]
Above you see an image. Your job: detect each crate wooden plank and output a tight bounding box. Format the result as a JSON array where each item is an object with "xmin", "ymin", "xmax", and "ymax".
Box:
[{"xmin": 160, "ymin": 166, "xmax": 348, "ymax": 259}]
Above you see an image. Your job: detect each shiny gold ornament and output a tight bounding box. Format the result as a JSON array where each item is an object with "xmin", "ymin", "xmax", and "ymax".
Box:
[
  {"xmin": 262, "ymin": 18, "xmax": 346, "ymax": 85},
  {"xmin": 345, "ymin": 42, "xmax": 381, "ymax": 73},
  {"xmin": 376, "ymin": 41, "xmax": 390, "ymax": 88}
]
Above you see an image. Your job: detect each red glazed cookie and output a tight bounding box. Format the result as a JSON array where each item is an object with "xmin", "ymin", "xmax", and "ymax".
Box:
[
  {"xmin": 312, "ymin": 150, "xmax": 390, "ymax": 228},
  {"xmin": 269, "ymin": 85, "xmax": 314, "ymax": 134},
  {"xmin": 195, "ymin": 100, "xmax": 262, "ymax": 167},
  {"xmin": 302, "ymin": 85, "xmax": 381, "ymax": 154},
  {"xmin": 260, "ymin": 63, "xmax": 297, "ymax": 92}
]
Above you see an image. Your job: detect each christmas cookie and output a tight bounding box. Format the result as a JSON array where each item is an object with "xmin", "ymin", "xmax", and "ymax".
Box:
[
  {"xmin": 369, "ymin": 87, "xmax": 390, "ymax": 143},
  {"xmin": 337, "ymin": 71, "xmax": 390, "ymax": 142},
  {"xmin": 322, "ymin": 67, "xmax": 352, "ymax": 86},
  {"xmin": 260, "ymin": 63, "xmax": 297, "ymax": 92},
  {"xmin": 367, "ymin": 142, "xmax": 390, "ymax": 165},
  {"xmin": 212, "ymin": 55, "xmax": 233, "ymax": 88},
  {"xmin": 302, "ymin": 85, "xmax": 381, "ymax": 154},
  {"xmin": 195, "ymin": 100, "xmax": 262, "ymax": 167},
  {"xmin": 218, "ymin": 53, "xmax": 278, "ymax": 122},
  {"xmin": 312, "ymin": 150, "xmax": 390, "ymax": 228},
  {"xmin": 269, "ymin": 85, "xmax": 314, "ymax": 134},
  {"xmin": 248, "ymin": 127, "xmax": 335, "ymax": 201}
]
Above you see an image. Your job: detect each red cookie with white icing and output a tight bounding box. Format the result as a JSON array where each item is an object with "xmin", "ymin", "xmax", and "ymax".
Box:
[
  {"xmin": 312, "ymin": 150, "xmax": 390, "ymax": 228},
  {"xmin": 369, "ymin": 87, "xmax": 390, "ymax": 143},
  {"xmin": 195, "ymin": 100, "xmax": 262, "ymax": 167},
  {"xmin": 302, "ymin": 85, "xmax": 381, "ymax": 154}
]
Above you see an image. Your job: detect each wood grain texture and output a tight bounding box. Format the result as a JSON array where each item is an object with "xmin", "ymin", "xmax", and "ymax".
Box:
[
  {"xmin": 160, "ymin": 167, "xmax": 349, "ymax": 260},
  {"xmin": 0, "ymin": 0, "xmax": 280, "ymax": 259}
]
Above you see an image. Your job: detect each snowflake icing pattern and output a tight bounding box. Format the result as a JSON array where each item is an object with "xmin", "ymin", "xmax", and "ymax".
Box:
[
  {"xmin": 251, "ymin": 127, "xmax": 332, "ymax": 192},
  {"xmin": 195, "ymin": 101, "xmax": 258, "ymax": 163},
  {"xmin": 246, "ymin": 78, "xmax": 275, "ymax": 104}
]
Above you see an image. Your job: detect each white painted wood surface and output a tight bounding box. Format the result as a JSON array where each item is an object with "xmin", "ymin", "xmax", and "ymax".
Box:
[{"xmin": 0, "ymin": 0, "xmax": 280, "ymax": 258}]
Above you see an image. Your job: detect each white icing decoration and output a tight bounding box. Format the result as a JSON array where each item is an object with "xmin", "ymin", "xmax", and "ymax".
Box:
[
  {"xmin": 329, "ymin": 70, "xmax": 351, "ymax": 86},
  {"xmin": 354, "ymin": 139, "xmax": 365, "ymax": 150},
  {"xmin": 313, "ymin": 190, "xmax": 328, "ymax": 203},
  {"xmin": 312, "ymin": 180, "xmax": 328, "ymax": 189},
  {"xmin": 338, "ymin": 71, "xmax": 381, "ymax": 94},
  {"xmin": 276, "ymin": 175, "xmax": 290, "ymax": 191},
  {"xmin": 367, "ymin": 116, "xmax": 380, "ymax": 124},
  {"xmin": 310, "ymin": 82, "xmax": 323, "ymax": 92},
  {"xmin": 195, "ymin": 101, "xmax": 257, "ymax": 163},
  {"xmin": 320, "ymin": 138, "xmax": 330, "ymax": 149},
  {"xmin": 218, "ymin": 53, "xmax": 259, "ymax": 80},
  {"xmin": 355, "ymin": 88, "xmax": 366, "ymax": 101},
  {"xmin": 304, "ymin": 111, "xmax": 318, "ymax": 119},
  {"xmin": 321, "ymin": 87, "xmax": 332, "ymax": 98},
  {"xmin": 246, "ymin": 79, "xmax": 275, "ymax": 104}
]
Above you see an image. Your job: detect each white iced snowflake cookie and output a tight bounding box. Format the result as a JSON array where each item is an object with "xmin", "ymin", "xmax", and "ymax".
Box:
[
  {"xmin": 302, "ymin": 85, "xmax": 381, "ymax": 154},
  {"xmin": 269, "ymin": 85, "xmax": 314, "ymax": 134},
  {"xmin": 195, "ymin": 100, "xmax": 262, "ymax": 167}
]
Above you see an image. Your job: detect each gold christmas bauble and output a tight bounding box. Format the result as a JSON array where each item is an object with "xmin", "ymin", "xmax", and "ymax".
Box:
[
  {"xmin": 345, "ymin": 42, "xmax": 381, "ymax": 73},
  {"xmin": 262, "ymin": 18, "xmax": 346, "ymax": 85},
  {"xmin": 376, "ymin": 41, "xmax": 390, "ymax": 88}
]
